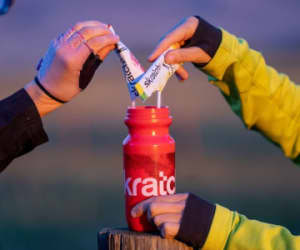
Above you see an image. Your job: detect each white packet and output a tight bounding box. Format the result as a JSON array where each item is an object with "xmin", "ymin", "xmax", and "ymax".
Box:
[
  {"xmin": 134, "ymin": 45, "xmax": 180, "ymax": 101},
  {"xmin": 109, "ymin": 25, "xmax": 144, "ymax": 101}
]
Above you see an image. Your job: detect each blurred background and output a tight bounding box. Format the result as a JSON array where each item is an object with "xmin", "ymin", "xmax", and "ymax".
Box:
[{"xmin": 1, "ymin": 0, "xmax": 300, "ymax": 249}]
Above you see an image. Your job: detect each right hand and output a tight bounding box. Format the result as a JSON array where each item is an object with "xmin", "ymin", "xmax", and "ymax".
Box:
[
  {"xmin": 148, "ymin": 16, "xmax": 212, "ymax": 81},
  {"xmin": 131, "ymin": 193, "xmax": 188, "ymax": 239},
  {"xmin": 131, "ymin": 193, "xmax": 216, "ymax": 248}
]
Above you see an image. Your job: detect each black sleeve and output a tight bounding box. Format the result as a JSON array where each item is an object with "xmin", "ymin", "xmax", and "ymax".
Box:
[
  {"xmin": 176, "ymin": 193, "xmax": 216, "ymax": 248},
  {"xmin": 183, "ymin": 16, "xmax": 222, "ymax": 67},
  {"xmin": 0, "ymin": 89, "xmax": 48, "ymax": 172}
]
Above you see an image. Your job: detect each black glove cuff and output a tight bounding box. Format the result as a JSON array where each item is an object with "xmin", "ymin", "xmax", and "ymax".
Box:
[
  {"xmin": 183, "ymin": 16, "xmax": 222, "ymax": 67},
  {"xmin": 79, "ymin": 53, "xmax": 103, "ymax": 90},
  {"xmin": 176, "ymin": 193, "xmax": 216, "ymax": 248}
]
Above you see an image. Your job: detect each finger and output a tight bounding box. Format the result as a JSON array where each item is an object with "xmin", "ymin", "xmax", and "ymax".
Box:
[
  {"xmin": 153, "ymin": 213, "xmax": 182, "ymax": 228},
  {"xmin": 147, "ymin": 201, "xmax": 185, "ymax": 221},
  {"xmin": 148, "ymin": 28, "xmax": 186, "ymax": 62},
  {"xmin": 131, "ymin": 197, "xmax": 155, "ymax": 218},
  {"xmin": 165, "ymin": 47, "xmax": 211, "ymax": 65},
  {"xmin": 131, "ymin": 194, "xmax": 188, "ymax": 218},
  {"xmin": 74, "ymin": 20, "xmax": 107, "ymax": 30},
  {"xmin": 64, "ymin": 21, "xmax": 108, "ymax": 40},
  {"xmin": 76, "ymin": 34, "xmax": 119, "ymax": 58},
  {"xmin": 175, "ymin": 72, "xmax": 185, "ymax": 82},
  {"xmin": 175, "ymin": 74, "xmax": 184, "ymax": 82},
  {"xmin": 67, "ymin": 25, "xmax": 112, "ymax": 48},
  {"xmin": 97, "ymin": 44, "xmax": 116, "ymax": 60},
  {"xmin": 86, "ymin": 34, "xmax": 119, "ymax": 53},
  {"xmin": 154, "ymin": 193, "xmax": 188, "ymax": 202},
  {"xmin": 77, "ymin": 25, "xmax": 112, "ymax": 41},
  {"xmin": 68, "ymin": 32, "xmax": 84, "ymax": 49},
  {"xmin": 160, "ymin": 222, "xmax": 180, "ymax": 239},
  {"xmin": 148, "ymin": 16, "xmax": 199, "ymax": 62},
  {"xmin": 175, "ymin": 66, "xmax": 189, "ymax": 81}
]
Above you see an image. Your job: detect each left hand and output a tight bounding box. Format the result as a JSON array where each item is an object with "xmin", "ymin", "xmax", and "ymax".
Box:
[
  {"xmin": 132, "ymin": 193, "xmax": 216, "ymax": 249},
  {"xmin": 131, "ymin": 193, "xmax": 188, "ymax": 238},
  {"xmin": 25, "ymin": 20, "xmax": 119, "ymax": 117},
  {"xmin": 37, "ymin": 20, "xmax": 119, "ymax": 102}
]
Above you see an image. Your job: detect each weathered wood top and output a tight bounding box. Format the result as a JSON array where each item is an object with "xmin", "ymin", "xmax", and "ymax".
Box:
[{"xmin": 98, "ymin": 228, "xmax": 193, "ymax": 250}]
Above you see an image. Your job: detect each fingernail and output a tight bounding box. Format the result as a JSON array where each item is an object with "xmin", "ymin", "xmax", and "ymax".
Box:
[{"xmin": 131, "ymin": 209, "xmax": 137, "ymax": 218}]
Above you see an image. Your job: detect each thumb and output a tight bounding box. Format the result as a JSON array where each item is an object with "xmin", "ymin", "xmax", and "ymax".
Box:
[{"xmin": 165, "ymin": 47, "xmax": 211, "ymax": 65}]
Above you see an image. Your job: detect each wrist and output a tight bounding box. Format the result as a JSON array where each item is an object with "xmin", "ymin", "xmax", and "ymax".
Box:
[
  {"xmin": 24, "ymin": 81, "xmax": 63, "ymax": 117},
  {"xmin": 184, "ymin": 16, "xmax": 222, "ymax": 67},
  {"xmin": 176, "ymin": 193, "xmax": 216, "ymax": 248}
]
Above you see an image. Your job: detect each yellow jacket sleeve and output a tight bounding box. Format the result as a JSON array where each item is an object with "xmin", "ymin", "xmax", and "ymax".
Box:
[
  {"xmin": 196, "ymin": 29, "xmax": 300, "ymax": 250},
  {"xmin": 200, "ymin": 29, "xmax": 300, "ymax": 164},
  {"xmin": 202, "ymin": 205, "xmax": 300, "ymax": 250}
]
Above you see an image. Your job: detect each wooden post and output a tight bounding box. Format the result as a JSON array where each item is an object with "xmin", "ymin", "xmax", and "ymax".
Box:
[{"xmin": 98, "ymin": 228, "xmax": 193, "ymax": 250}]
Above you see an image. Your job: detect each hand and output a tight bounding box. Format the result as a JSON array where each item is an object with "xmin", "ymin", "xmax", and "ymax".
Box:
[
  {"xmin": 25, "ymin": 20, "xmax": 119, "ymax": 116},
  {"xmin": 148, "ymin": 16, "xmax": 212, "ymax": 81},
  {"xmin": 131, "ymin": 193, "xmax": 188, "ymax": 238},
  {"xmin": 131, "ymin": 193, "xmax": 216, "ymax": 248}
]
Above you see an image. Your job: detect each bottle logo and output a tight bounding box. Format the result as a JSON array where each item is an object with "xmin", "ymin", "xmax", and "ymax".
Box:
[{"xmin": 125, "ymin": 171, "xmax": 175, "ymax": 197}]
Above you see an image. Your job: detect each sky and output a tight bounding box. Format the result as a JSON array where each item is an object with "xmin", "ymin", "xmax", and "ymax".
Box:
[{"xmin": 0, "ymin": 0, "xmax": 299, "ymax": 73}]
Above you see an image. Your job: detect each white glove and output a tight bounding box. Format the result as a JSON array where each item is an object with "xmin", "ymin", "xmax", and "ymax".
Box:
[{"xmin": 36, "ymin": 20, "xmax": 119, "ymax": 102}]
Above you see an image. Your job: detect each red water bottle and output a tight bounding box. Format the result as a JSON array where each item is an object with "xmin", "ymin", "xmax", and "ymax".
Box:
[{"xmin": 123, "ymin": 106, "xmax": 176, "ymax": 232}]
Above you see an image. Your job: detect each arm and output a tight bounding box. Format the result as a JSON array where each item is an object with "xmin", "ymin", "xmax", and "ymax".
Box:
[
  {"xmin": 201, "ymin": 28, "xmax": 300, "ymax": 163},
  {"xmin": 0, "ymin": 89, "xmax": 48, "ymax": 171},
  {"xmin": 132, "ymin": 193, "xmax": 300, "ymax": 250},
  {"xmin": 205, "ymin": 204, "xmax": 300, "ymax": 250},
  {"xmin": 149, "ymin": 16, "xmax": 300, "ymax": 164},
  {"xmin": 0, "ymin": 20, "xmax": 119, "ymax": 172}
]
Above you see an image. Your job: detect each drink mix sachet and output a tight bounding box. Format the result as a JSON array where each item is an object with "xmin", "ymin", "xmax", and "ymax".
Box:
[
  {"xmin": 109, "ymin": 25, "xmax": 145, "ymax": 103},
  {"xmin": 134, "ymin": 44, "xmax": 180, "ymax": 101}
]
